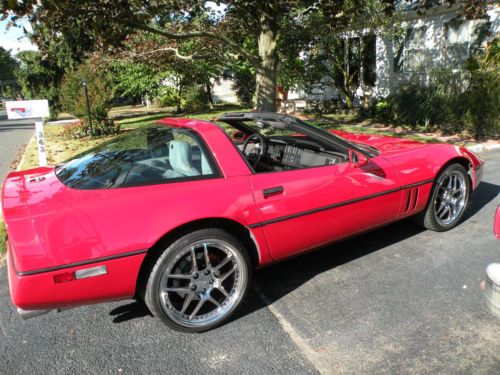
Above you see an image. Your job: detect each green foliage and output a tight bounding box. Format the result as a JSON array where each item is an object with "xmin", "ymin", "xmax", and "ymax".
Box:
[
  {"xmin": 110, "ymin": 61, "xmax": 163, "ymax": 101},
  {"xmin": 463, "ymin": 38, "xmax": 500, "ymax": 137},
  {"xmin": 386, "ymin": 39, "xmax": 499, "ymax": 138},
  {"xmin": 0, "ymin": 47, "xmax": 18, "ymax": 81},
  {"xmin": 15, "ymin": 51, "xmax": 62, "ymax": 116},
  {"xmin": 60, "ymin": 60, "xmax": 119, "ymax": 137},
  {"xmin": 302, "ymin": 0, "xmax": 398, "ymax": 109},
  {"xmin": 0, "ymin": 47, "xmax": 19, "ymax": 97},
  {"xmin": 183, "ymin": 85, "xmax": 211, "ymax": 112},
  {"xmin": 373, "ymin": 99, "xmax": 392, "ymax": 121},
  {"xmin": 230, "ymin": 59, "xmax": 257, "ymax": 107}
]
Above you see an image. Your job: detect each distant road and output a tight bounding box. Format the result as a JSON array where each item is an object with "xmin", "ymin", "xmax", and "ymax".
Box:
[{"xmin": 0, "ymin": 114, "xmax": 35, "ymax": 184}]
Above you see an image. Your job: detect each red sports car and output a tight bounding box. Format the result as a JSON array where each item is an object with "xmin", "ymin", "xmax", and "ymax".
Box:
[{"xmin": 2, "ymin": 112, "xmax": 484, "ymax": 332}]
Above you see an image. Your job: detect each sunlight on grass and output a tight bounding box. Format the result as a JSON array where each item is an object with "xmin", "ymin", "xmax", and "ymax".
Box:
[
  {"xmin": 309, "ymin": 120, "xmax": 441, "ymax": 143},
  {"xmin": 17, "ymin": 105, "xmax": 446, "ymax": 173},
  {"xmin": 0, "ymin": 219, "xmax": 7, "ymax": 257}
]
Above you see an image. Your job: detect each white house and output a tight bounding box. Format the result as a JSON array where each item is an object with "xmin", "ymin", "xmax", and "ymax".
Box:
[{"xmin": 288, "ymin": 1, "xmax": 500, "ymax": 108}]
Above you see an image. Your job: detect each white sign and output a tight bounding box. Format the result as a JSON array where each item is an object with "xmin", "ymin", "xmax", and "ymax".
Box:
[
  {"xmin": 35, "ymin": 120, "xmax": 48, "ymax": 166},
  {"xmin": 5, "ymin": 100, "xmax": 50, "ymax": 120}
]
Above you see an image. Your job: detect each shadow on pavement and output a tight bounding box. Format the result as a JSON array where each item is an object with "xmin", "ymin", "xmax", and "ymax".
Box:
[
  {"xmin": 463, "ymin": 181, "xmax": 500, "ymax": 222},
  {"xmin": 109, "ymin": 183, "xmax": 498, "ymax": 327},
  {"xmin": 0, "ymin": 123, "xmax": 35, "ymax": 131},
  {"xmin": 109, "ymin": 301, "xmax": 152, "ymax": 323}
]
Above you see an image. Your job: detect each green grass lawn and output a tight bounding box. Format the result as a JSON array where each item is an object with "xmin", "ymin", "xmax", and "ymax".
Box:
[
  {"xmin": 309, "ymin": 121, "xmax": 441, "ymax": 143},
  {"xmin": 0, "ymin": 219, "xmax": 7, "ymax": 258},
  {"xmin": 19, "ymin": 104, "xmax": 449, "ymax": 172}
]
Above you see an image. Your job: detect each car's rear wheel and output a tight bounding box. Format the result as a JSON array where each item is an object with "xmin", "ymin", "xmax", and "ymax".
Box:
[
  {"xmin": 415, "ymin": 163, "xmax": 470, "ymax": 231},
  {"xmin": 144, "ymin": 228, "xmax": 251, "ymax": 332}
]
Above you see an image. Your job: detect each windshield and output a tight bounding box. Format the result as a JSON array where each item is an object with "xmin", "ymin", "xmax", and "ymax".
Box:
[{"xmin": 55, "ymin": 125, "xmax": 219, "ymax": 189}]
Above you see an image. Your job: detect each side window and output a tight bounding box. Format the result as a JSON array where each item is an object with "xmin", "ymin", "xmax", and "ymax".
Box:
[{"xmin": 56, "ymin": 126, "xmax": 219, "ymax": 190}]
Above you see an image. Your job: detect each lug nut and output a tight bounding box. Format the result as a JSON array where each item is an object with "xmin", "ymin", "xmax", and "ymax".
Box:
[
  {"xmin": 201, "ymin": 288, "xmax": 206, "ymax": 293},
  {"xmin": 191, "ymin": 285, "xmax": 197, "ymax": 291},
  {"xmin": 192, "ymin": 272, "xmax": 199, "ymax": 279},
  {"xmin": 209, "ymin": 279, "xmax": 214, "ymax": 284},
  {"xmin": 204, "ymin": 270, "xmax": 210, "ymax": 275}
]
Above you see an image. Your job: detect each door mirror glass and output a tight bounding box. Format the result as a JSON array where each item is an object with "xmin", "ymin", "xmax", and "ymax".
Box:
[
  {"xmin": 231, "ymin": 131, "xmax": 247, "ymax": 142},
  {"xmin": 349, "ymin": 148, "xmax": 369, "ymax": 167}
]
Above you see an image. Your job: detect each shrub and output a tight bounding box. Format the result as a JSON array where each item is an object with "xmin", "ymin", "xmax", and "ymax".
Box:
[
  {"xmin": 183, "ymin": 85, "xmax": 210, "ymax": 112},
  {"xmin": 62, "ymin": 119, "xmax": 121, "ymax": 139},
  {"xmin": 232, "ymin": 70, "xmax": 256, "ymax": 107},
  {"xmin": 463, "ymin": 38, "xmax": 500, "ymax": 137},
  {"xmin": 373, "ymin": 99, "xmax": 391, "ymax": 122},
  {"xmin": 62, "ymin": 120, "xmax": 90, "ymax": 139},
  {"xmin": 60, "ymin": 59, "xmax": 117, "ymax": 137},
  {"xmin": 386, "ymin": 38, "xmax": 499, "ymax": 138}
]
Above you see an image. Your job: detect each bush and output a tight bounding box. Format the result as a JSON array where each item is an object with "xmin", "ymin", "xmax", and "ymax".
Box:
[
  {"xmin": 62, "ymin": 120, "xmax": 90, "ymax": 139},
  {"xmin": 373, "ymin": 99, "xmax": 391, "ymax": 122},
  {"xmin": 183, "ymin": 85, "xmax": 210, "ymax": 112},
  {"xmin": 62, "ymin": 120, "xmax": 121, "ymax": 139},
  {"xmin": 232, "ymin": 70, "xmax": 256, "ymax": 107},
  {"xmin": 386, "ymin": 38, "xmax": 499, "ymax": 138},
  {"xmin": 60, "ymin": 60, "xmax": 118, "ymax": 137},
  {"xmin": 463, "ymin": 38, "xmax": 500, "ymax": 137}
]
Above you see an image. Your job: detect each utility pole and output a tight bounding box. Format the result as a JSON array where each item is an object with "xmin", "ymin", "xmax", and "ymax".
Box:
[{"xmin": 82, "ymin": 80, "xmax": 93, "ymax": 136}]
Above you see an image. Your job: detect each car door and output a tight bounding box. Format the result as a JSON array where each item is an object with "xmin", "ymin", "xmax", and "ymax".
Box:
[{"xmin": 248, "ymin": 156, "xmax": 402, "ymax": 261}]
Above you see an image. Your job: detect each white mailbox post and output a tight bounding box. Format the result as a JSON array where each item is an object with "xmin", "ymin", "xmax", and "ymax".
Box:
[{"xmin": 5, "ymin": 100, "xmax": 50, "ymax": 167}]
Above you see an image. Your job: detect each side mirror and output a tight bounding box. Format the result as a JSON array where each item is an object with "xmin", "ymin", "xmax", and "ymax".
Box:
[{"xmin": 349, "ymin": 148, "xmax": 369, "ymax": 168}]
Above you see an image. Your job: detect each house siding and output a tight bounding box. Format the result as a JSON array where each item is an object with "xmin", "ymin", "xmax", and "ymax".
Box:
[{"xmin": 290, "ymin": 4, "xmax": 499, "ymax": 107}]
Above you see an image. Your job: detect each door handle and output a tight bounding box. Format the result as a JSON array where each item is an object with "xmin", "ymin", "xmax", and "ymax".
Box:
[{"xmin": 263, "ymin": 186, "xmax": 284, "ymax": 198}]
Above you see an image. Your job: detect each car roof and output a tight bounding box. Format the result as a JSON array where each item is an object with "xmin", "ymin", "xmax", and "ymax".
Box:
[{"xmin": 154, "ymin": 117, "xmax": 216, "ymax": 129}]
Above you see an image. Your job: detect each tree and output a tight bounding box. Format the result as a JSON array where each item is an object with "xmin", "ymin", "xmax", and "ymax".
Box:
[
  {"xmin": 60, "ymin": 57, "xmax": 119, "ymax": 136},
  {"xmin": 15, "ymin": 51, "xmax": 62, "ymax": 114},
  {"xmin": 112, "ymin": 31, "xmax": 224, "ymax": 112},
  {"xmin": 1, "ymin": 0, "xmax": 324, "ymax": 112},
  {"xmin": 0, "ymin": 47, "xmax": 19, "ymax": 96},
  {"xmin": 109, "ymin": 61, "xmax": 161, "ymax": 103},
  {"xmin": 3, "ymin": 1, "xmax": 484, "ymax": 112},
  {"xmin": 302, "ymin": 0, "xmax": 397, "ymax": 109}
]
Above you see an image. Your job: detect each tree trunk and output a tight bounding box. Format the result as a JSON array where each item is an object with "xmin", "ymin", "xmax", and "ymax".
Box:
[
  {"xmin": 255, "ymin": 8, "xmax": 278, "ymax": 112},
  {"xmin": 206, "ymin": 83, "xmax": 214, "ymax": 110}
]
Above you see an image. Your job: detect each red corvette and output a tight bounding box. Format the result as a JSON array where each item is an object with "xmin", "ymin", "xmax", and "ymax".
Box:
[{"xmin": 2, "ymin": 112, "xmax": 484, "ymax": 332}]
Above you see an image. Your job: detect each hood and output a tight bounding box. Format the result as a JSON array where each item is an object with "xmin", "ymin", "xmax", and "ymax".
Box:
[{"xmin": 330, "ymin": 130, "xmax": 431, "ymax": 155}]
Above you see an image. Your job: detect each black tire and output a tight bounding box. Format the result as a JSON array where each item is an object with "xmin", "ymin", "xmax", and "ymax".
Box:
[
  {"xmin": 144, "ymin": 228, "xmax": 251, "ymax": 333},
  {"xmin": 413, "ymin": 163, "xmax": 470, "ymax": 232}
]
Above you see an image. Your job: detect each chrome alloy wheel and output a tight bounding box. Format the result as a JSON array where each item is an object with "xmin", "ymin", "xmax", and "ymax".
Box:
[
  {"xmin": 158, "ymin": 240, "xmax": 247, "ymax": 328},
  {"xmin": 434, "ymin": 171, "xmax": 467, "ymax": 226}
]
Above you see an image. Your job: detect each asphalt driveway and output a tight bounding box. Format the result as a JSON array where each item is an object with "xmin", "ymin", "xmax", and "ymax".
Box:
[{"xmin": 0, "ymin": 149, "xmax": 499, "ymax": 375}]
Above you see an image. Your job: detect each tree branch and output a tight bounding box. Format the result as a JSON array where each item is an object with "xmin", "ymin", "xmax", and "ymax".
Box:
[
  {"xmin": 125, "ymin": 47, "xmax": 208, "ymax": 60},
  {"xmin": 132, "ymin": 22, "xmax": 260, "ymax": 66}
]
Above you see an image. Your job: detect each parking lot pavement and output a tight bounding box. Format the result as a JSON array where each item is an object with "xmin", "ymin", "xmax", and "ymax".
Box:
[
  {"xmin": 0, "ymin": 269, "xmax": 316, "ymax": 375},
  {"xmin": 254, "ymin": 149, "xmax": 500, "ymax": 374},
  {"xmin": 1, "ymin": 149, "xmax": 499, "ymax": 375}
]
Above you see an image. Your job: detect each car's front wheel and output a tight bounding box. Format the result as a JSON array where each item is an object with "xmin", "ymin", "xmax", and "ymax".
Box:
[
  {"xmin": 416, "ymin": 163, "xmax": 470, "ymax": 231},
  {"xmin": 144, "ymin": 228, "xmax": 251, "ymax": 332}
]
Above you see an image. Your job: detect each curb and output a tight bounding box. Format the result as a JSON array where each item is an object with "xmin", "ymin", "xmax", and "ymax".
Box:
[
  {"xmin": 45, "ymin": 119, "xmax": 77, "ymax": 125},
  {"xmin": 16, "ymin": 134, "xmax": 36, "ymax": 172},
  {"xmin": 466, "ymin": 143, "xmax": 500, "ymax": 153}
]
